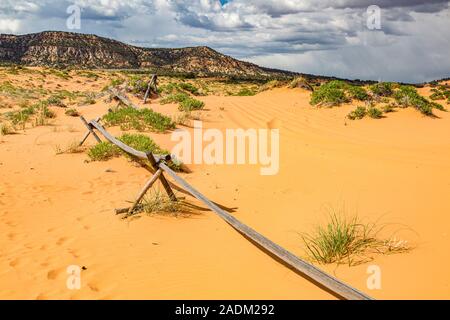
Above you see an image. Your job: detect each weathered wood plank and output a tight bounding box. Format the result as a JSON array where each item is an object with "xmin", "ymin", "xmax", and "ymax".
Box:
[{"xmin": 109, "ymin": 88, "xmax": 140, "ymax": 110}]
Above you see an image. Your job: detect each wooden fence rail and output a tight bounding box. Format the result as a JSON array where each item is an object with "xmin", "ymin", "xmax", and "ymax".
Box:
[{"xmin": 79, "ymin": 117, "xmax": 373, "ymax": 301}]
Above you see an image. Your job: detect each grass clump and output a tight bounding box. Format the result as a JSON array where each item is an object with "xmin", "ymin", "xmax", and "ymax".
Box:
[
  {"xmin": 311, "ymin": 81, "xmax": 349, "ymax": 107},
  {"xmin": 102, "ymin": 107, "xmax": 175, "ymax": 132},
  {"xmin": 65, "ymin": 108, "xmax": 80, "ymax": 117},
  {"xmin": 55, "ymin": 141, "xmax": 85, "ymax": 155},
  {"xmin": 347, "ymin": 106, "xmax": 367, "ymax": 120},
  {"xmin": 179, "ymin": 98, "xmax": 205, "ymax": 112},
  {"xmin": 140, "ymin": 189, "xmax": 185, "ymax": 216},
  {"xmin": 301, "ymin": 211, "xmax": 411, "ymax": 266}
]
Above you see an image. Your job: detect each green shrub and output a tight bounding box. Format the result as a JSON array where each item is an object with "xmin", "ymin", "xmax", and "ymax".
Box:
[
  {"xmin": 348, "ymin": 86, "xmax": 369, "ymax": 101},
  {"xmin": 160, "ymin": 92, "xmax": 189, "ymax": 105},
  {"xmin": 367, "ymin": 107, "xmax": 383, "ymax": 119},
  {"xmin": 235, "ymin": 88, "xmax": 257, "ymax": 96},
  {"xmin": 46, "ymin": 95, "xmax": 66, "ymax": 107},
  {"xmin": 430, "ymin": 91, "xmax": 445, "ymax": 100},
  {"xmin": 394, "ymin": 86, "xmax": 444, "ymax": 116},
  {"xmin": 178, "ymin": 82, "xmax": 199, "ymax": 95},
  {"xmin": 347, "ymin": 106, "xmax": 367, "ymax": 120},
  {"xmin": 325, "ymin": 80, "xmax": 348, "ymax": 90},
  {"xmin": 370, "ymin": 82, "xmax": 394, "ymax": 97},
  {"xmin": 118, "ymin": 133, "xmax": 164, "ymax": 154},
  {"xmin": 311, "ymin": 82, "xmax": 348, "ymax": 106},
  {"xmin": 87, "ymin": 142, "xmax": 120, "ymax": 161},
  {"xmin": 102, "ymin": 106, "xmax": 175, "ymax": 132},
  {"xmin": 382, "ymin": 104, "xmax": 396, "ymax": 113},
  {"xmin": 179, "ymin": 98, "xmax": 205, "ymax": 112}
]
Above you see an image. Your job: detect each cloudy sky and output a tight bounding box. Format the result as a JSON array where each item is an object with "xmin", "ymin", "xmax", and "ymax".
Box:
[{"xmin": 0, "ymin": 0, "xmax": 449, "ymax": 82}]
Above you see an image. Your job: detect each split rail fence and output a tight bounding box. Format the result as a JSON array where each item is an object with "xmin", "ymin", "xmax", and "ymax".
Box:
[{"xmin": 79, "ymin": 108, "xmax": 373, "ymax": 301}]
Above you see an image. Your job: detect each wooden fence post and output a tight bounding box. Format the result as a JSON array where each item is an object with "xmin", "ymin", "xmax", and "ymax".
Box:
[
  {"xmin": 79, "ymin": 116, "xmax": 101, "ymax": 145},
  {"xmin": 146, "ymin": 151, "xmax": 177, "ymax": 202}
]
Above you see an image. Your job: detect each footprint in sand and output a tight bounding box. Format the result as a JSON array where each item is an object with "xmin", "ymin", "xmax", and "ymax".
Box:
[
  {"xmin": 56, "ymin": 237, "xmax": 67, "ymax": 246},
  {"xmin": 7, "ymin": 233, "xmax": 16, "ymax": 241},
  {"xmin": 9, "ymin": 258, "xmax": 20, "ymax": 267},
  {"xmin": 88, "ymin": 282, "xmax": 100, "ymax": 292},
  {"xmin": 47, "ymin": 269, "xmax": 61, "ymax": 280},
  {"xmin": 267, "ymin": 118, "xmax": 281, "ymax": 129},
  {"xmin": 68, "ymin": 249, "xmax": 80, "ymax": 258}
]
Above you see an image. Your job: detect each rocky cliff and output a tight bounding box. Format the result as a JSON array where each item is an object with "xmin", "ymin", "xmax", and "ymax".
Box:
[{"xmin": 0, "ymin": 31, "xmax": 293, "ymax": 78}]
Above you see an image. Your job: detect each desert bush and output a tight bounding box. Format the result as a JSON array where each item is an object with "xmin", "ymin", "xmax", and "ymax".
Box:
[
  {"xmin": 234, "ymin": 88, "xmax": 257, "ymax": 96},
  {"xmin": 87, "ymin": 142, "xmax": 120, "ymax": 161},
  {"xmin": 311, "ymin": 81, "xmax": 349, "ymax": 106},
  {"xmin": 347, "ymin": 85, "xmax": 369, "ymax": 101},
  {"xmin": 289, "ymin": 77, "xmax": 313, "ymax": 91},
  {"xmin": 118, "ymin": 133, "xmax": 164, "ymax": 154},
  {"xmin": 179, "ymin": 98, "xmax": 205, "ymax": 112},
  {"xmin": 46, "ymin": 95, "xmax": 67, "ymax": 108},
  {"xmin": 102, "ymin": 106, "xmax": 175, "ymax": 132},
  {"xmin": 0, "ymin": 122, "xmax": 14, "ymax": 135},
  {"xmin": 160, "ymin": 92, "xmax": 189, "ymax": 105},
  {"xmin": 65, "ymin": 108, "xmax": 80, "ymax": 117},
  {"xmin": 370, "ymin": 82, "xmax": 394, "ymax": 97},
  {"xmin": 347, "ymin": 106, "xmax": 367, "ymax": 120},
  {"xmin": 430, "ymin": 91, "xmax": 445, "ymax": 100},
  {"xmin": 178, "ymin": 82, "xmax": 199, "ymax": 95},
  {"xmin": 394, "ymin": 86, "xmax": 444, "ymax": 116},
  {"xmin": 367, "ymin": 107, "xmax": 383, "ymax": 119},
  {"xmin": 382, "ymin": 103, "xmax": 396, "ymax": 113},
  {"xmin": 301, "ymin": 211, "xmax": 410, "ymax": 266}
]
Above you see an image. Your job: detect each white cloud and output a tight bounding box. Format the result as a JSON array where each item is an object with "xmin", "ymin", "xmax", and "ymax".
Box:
[{"xmin": 0, "ymin": 19, "xmax": 21, "ymax": 33}]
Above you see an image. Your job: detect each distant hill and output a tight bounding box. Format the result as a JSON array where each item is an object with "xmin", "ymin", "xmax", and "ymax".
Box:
[{"xmin": 0, "ymin": 31, "xmax": 296, "ymax": 78}]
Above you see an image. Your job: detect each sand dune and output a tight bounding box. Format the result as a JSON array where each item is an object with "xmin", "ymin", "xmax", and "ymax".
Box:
[{"xmin": 1, "ymin": 82, "xmax": 450, "ymax": 299}]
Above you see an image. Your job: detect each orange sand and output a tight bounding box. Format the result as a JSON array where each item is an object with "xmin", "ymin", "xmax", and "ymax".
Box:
[{"xmin": 1, "ymin": 82, "xmax": 450, "ymax": 299}]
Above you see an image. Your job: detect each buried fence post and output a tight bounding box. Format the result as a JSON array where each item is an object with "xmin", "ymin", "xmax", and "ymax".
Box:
[
  {"xmin": 146, "ymin": 151, "xmax": 177, "ymax": 202},
  {"xmin": 143, "ymin": 74, "xmax": 158, "ymax": 104},
  {"xmin": 79, "ymin": 116, "xmax": 101, "ymax": 145}
]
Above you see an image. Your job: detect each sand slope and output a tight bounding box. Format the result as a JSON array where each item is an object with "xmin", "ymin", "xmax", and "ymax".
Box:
[{"xmin": 1, "ymin": 87, "xmax": 450, "ymax": 299}]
